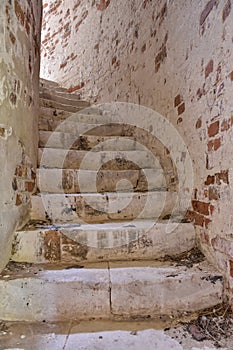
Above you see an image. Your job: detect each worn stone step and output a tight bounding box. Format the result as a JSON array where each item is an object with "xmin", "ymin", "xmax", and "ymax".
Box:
[
  {"xmin": 39, "ymin": 113, "xmax": 114, "ymax": 132},
  {"xmin": 30, "ymin": 191, "xmax": 178, "ymax": 223},
  {"xmin": 40, "ymin": 90, "xmax": 89, "ymax": 106},
  {"xmin": 38, "ymin": 148, "xmax": 161, "ymax": 170},
  {"xmin": 0, "ymin": 261, "xmax": 223, "ymax": 322},
  {"xmin": 40, "ymin": 78, "xmax": 60, "ymax": 88},
  {"xmin": 0, "ymin": 325, "xmax": 200, "ymax": 350},
  {"xmin": 39, "ymin": 119, "xmax": 134, "ymax": 137},
  {"xmin": 12, "ymin": 220, "xmax": 195, "ymax": 264},
  {"xmin": 39, "ymin": 131, "xmax": 147, "ymax": 151},
  {"xmin": 36, "ymin": 168, "xmax": 167, "ymax": 193},
  {"xmin": 40, "ymin": 98, "xmax": 89, "ymax": 113}
]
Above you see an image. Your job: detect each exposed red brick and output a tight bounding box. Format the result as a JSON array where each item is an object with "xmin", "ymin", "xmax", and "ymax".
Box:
[
  {"xmin": 221, "ymin": 118, "xmax": 231, "ymax": 132},
  {"xmin": 208, "ymin": 186, "xmax": 219, "ymax": 200},
  {"xmin": 230, "ymin": 261, "xmax": 233, "ymax": 277},
  {"xmin": 210, "ymin": 204, "xmax": 215, "ymax": 215},
  {"xmin": 178, "ymin": 102, "xmax": 185, "ymax": 115},
  {"xmin": 187, "ymin": 210, "xmax": 205, "ymax": 227},
  {"xmin": 25, "ymin": 19, "xmax": 30, "ymax": 35},
  {"xmin": 230, "ymin": 71, "xmax": 233, "ymax": 81},
  {"xmin": 205, "ymin": 175, "xmax": 215, "ymax": 185},
  {"xmin": 9, "ymin": 32, "xmax": 16, "ymax": 44},
  {"xmin": 196, "ymin": 87, "xmax": 204, "ymax": 100},
  {"xmin": 14, "ymin": 0, "xmax": 25, "ymax": 26},
  {"xmin": 96, "ymin": 0, "xmax": 110, "ymax": 11},
  {"xmin": 196, "ymin": 117, "xmax": 202, "ymax": 129},
  {"xmin": 141, "ymin": 43, "xmax": 147, "ymax": 53},
  {"xmin": 60, "ymin": 62, "xmax": 67, "ymax": 69},
  {"xmin": 205, "ymin": 59, "xmax": 214, "ymax": 78},
  {"xmin": 44, "ymin": 231, "xmax": 61, "ymax": 262},
  {"xmin": 208, "ymin": 137, "xmax": 221, "ymax": 151},
  {"xmin": 155, "ymin": 43, "xmax": 167, "ymax": 73},
  {"xmin": 43, "ymin": 3, "xmax": 48, "ymax": 8},
  {"xmin": 200, "ymin": 0, "xmax": 217, "ymax": 26},
  {"xmin": 208, "ymin": 120, "xmax": 219, "ymax": 137},
  {"xmin": 67, "ymin": 83, "xmax": 85, "ymax": 93},
  {"xmin": 216, "ymin": 170, "xmax": 229, "ymax": 185},
  {"xmin": 174, "ymin": 94, "xmax": 183, "ymax": 107},
  {"xmin": 222, "ymin": 0, "xmax": 231, "ymax": 22},
  {"xmin": 15, "ymin": 193, "xmax": 22, "ymax": 206},
  {"xmin": 25, "ymin": 181, "xmax": 35, "ymax": 193},
  {"xmin": 192, "ymin": 200, "xmax": 209, "ymax": 215}
]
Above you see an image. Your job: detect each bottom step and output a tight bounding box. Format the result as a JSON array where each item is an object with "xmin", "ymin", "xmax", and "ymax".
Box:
[{"xmin": 0, "ymin": 260, "xmax": 223, "ymax": 322}]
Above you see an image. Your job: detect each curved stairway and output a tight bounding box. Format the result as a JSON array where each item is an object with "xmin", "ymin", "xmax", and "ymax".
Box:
[{"xmin": 2, "ymin": 78, "xmax": 223, "ymax": 325}]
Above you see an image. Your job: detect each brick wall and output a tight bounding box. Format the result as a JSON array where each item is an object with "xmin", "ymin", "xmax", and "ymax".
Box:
[
  {"xmin": 40, "ymin": 0, "xmax": 233, "ymax": 298},
  {"xmin": 0, "ymin": 0, "xmax": 42, "ymax": 271}
]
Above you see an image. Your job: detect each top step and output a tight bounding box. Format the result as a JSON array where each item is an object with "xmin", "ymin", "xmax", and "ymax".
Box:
[{"xmin": 40, "ymin": 78, "xmax": 60, "ymax": 88}]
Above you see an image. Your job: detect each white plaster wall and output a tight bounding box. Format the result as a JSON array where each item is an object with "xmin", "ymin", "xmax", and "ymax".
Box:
[{"xmin": 0, "ymin": 0, "xmax": 42, "ymax": 271}]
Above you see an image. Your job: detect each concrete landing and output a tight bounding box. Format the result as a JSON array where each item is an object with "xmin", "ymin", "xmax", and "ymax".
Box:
[
  {"xmin": 0, "ymin": 321, "xmax": 230, "ymax": 350},
  {"xmin": 0, "ymin": 261, "xmax": 223, "ymax": 322}
]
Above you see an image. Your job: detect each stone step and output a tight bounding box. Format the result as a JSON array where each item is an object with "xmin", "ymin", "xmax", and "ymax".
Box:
[
  {"xmin": 40, "ymin": 98, "xmax": 89, "ymax": 113},
  {"xmin": 30, "ymin": 191, "xmax": 178, "ymax": 223},
  {"xmin": 39, "ymin": 113, "xmax": 114, "ymax": 132},
  {"xmin": 36, "ymin": 168, "xmax": 167, "ymax": 193},
  {"xmin": 0, "ymin": 261, "xmax": 223, "ymax": 322},
  {"xmin": 0, "ymin": 325, "xmax": 202, "ymax": 350},
  {"xmin": 39, "ymin": 131, "xmax": 146, "ymax": 151},
  {"xmin": 39, "ymin": 105, "xmax": 105, "ymax": 122},
  {"xmin": 38, "ymin": 148, "xmax": 161, "ymax": 170},
  {"xmin": 40, "ymin": 78, "xmax": 60, "ymax": 88},
  {"xmin": 40, "ymin": 91, "xmax": 90, "ymax": 108},
  {"xmin": 39, "ymin": 119, "xmax": 131, "ymax": 136},
  {"xmin": 12, "ymin": 220, "xmax": 195, "ymax": 264}
]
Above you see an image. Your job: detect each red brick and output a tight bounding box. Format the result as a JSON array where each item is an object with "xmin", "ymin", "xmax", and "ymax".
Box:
[
  {"xmin": 174, "ymin": 94, "xmax": 183, "ymax": 107},
  {"xmin": 192, "ymin": 200, "xmax": 209, "ymax": 215},
  {"xmin": 177, "ymin": 102, "xmax": 185, "ymax": 115},
  {"xmin": 216, "ymin": 170, "xmax": 229, "ymax": 185},
  {"xmin": 60, "ymin": 62, "xmax": 67, "ymax": 69},
  {"xmin": 14, "ymin": 0, "xmax": 25, "ymax": 26},
  {"xmin": 205, "ymin": 175, "xmax": 215, "ymax": 185},
  {"xmin": 25, "ymin": 181, "xmax": 35, "ymax": 193},
  {"xmin": 208, "ymin": 120, "xmax": 219, "ymax": 137},
  {"xmin": 208, "ymin": 186, "xmax": 219, "ymax": 200},
  {"xmin": 205, "ymin": 59, "xmax": 214, "ymax": 79},
  {"xmin": 210, "ymin": 204, "xmax": 215, "ymax": 215},
  {"xmin": 222, "ymin": 0, "xmax": 231, "ymax": 22},
  {"xmin": 196, "ymin": 117, "xmax": 202, "ymax": 129},
  {"xmin": 221, "ymin": 118, "xmax": 231, "ymax": 132},
  {"xmin": 230, "ymin": 261, "xmax": 233, "ymax": 277},
  {"xmin": 200, "ymin": 0, "xmax": 217, "ymax": 26},
  {"xmin": 208, "ymin": 138, "xmax": 221, "ymax": 152},
  {"xmin": 230, "ymin": 71, "xmax": 233, "ymax": 81},
  {"xmin": 15, "ymin": 193, "xmax": 22, "ymax": 206},
  {"xmin": 67, "ymin": 83, "xmax": 84, "ymax": 92},
  {"xmin": 214, "ymin": 137, "xmax": 221, "ymax": 150},
  {"xmin": 96, "ymin": 0, "xmax": 110, "ymax": 11}
]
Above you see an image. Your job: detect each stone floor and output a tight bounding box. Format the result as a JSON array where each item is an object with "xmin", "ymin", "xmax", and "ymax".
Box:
[{"xmin": 1, "ymin": 317, "xmax": 233, "ymax": 350}]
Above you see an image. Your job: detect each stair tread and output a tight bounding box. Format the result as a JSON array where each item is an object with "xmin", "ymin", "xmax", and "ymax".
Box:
[
  {"xmin": 0, "ymin": 259, "xmax": 222, "ymax": 280},
  {"xmin": 18, "ymin": 218, "xmax": 192, "ymax": 231}
]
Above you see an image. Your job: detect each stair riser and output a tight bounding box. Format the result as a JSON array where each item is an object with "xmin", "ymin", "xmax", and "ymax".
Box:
[
  {"xmin": 38, "ymin": 149, "xmax": 161, "ymax": 170},
  {"xmin": 40, "ymin": 98, "xmax": 88, "ymax": 113},
  {"xmin": 40, "ymin": 121, "xmax": 136, "ymax": 137},
  {"xmin": 12, "ymin": 223, "xmax": 195, "ymax": 264},
  {"xmin": 0, "ymin": 266, "xmax": 223, "ymax": 322},
  {"xmin": 40, "ymin": 91, "xmax": 89, "ymax": 107},
  {"xmin": 39, "ymin": 132, "xmax": 144, "ymax": 151},
  {"xmin": 37, "ymin": 168, "xmax": 167, "ymax": 193},
  {"xmin": 30, "ymin": 192, "xmax": 178, "ymax": 223}
]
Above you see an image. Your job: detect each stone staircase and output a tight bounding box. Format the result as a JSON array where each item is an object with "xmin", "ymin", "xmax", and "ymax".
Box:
[{"xmin": 0, "ymin": 79, "xmax": 223, "ymax": 329}]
